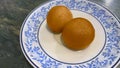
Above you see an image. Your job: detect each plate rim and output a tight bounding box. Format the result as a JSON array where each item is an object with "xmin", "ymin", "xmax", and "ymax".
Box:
[
  {"xmin": 20, "ymin": 1, "xmax": 51, "ymax": 68},
  {"xmin": 20, "ymin": 0, "xmax": 120, "ymax": 68}
]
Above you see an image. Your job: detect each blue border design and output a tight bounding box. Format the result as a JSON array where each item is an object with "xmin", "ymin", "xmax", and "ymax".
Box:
[{"xmin": 20, "ymin": 0, "xmax": 120, "ymax": 68}]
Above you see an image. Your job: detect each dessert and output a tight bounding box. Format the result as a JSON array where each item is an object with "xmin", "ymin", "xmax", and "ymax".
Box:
[
  {"xmin": 62, "ymin": 18, "xmax": 95, "ymax": 51},
  {"xmin": 47, "ymin": 6, "xmax": 73, "ymax": 33}
]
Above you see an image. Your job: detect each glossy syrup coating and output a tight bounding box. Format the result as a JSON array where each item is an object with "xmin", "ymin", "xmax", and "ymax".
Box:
[
  {"xmin": 47, "ymin": 6, "xmax": 73, "ymax": 33},
  {"xmin": 62, "ymin": 18, "xmax": 95, "ymax": 51}
]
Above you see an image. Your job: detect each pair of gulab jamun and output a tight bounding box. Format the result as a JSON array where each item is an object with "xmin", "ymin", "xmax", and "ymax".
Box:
[{"xmin": 47, "ymin": 6, "xmax": 95, "ymax": 51}]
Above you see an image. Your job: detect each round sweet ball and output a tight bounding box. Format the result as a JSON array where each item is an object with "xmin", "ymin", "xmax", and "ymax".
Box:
[
  {"xmin": 62, "ymin": 18, "xmax": 95, "ymax": 51},
  {"xmin": 47, "ymin": 6, "xmax": 73, "ymax": 33}
]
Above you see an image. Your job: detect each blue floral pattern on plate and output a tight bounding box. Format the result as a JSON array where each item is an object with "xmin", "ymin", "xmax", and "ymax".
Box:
[{"xmin": 20, "ymin": 0, "xmax": 120, "ymax": 68}]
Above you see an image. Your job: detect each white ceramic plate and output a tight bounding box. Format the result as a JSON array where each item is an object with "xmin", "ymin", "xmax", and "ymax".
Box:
[{"xmin": 20, "ymin": 0, "xmax": 120, "ymax": 68}]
